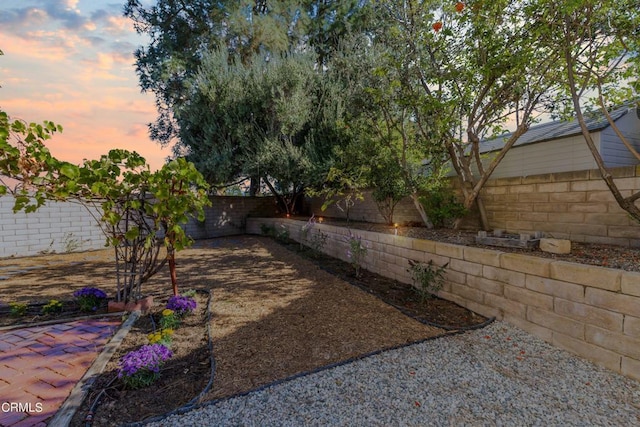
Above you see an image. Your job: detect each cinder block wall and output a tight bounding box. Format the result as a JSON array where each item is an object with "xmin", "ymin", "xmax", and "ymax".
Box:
[
  {"xmin": 247, "ymin": 217, "xmax": 640, "ymax": 381},
  {"xmin": 309, "ymin": 166, "xmax": 640, "ymax": 247},
  {"xmin": 183, "ymin": 196, "xmax": 278, "ymax": 239},
  {"xmin": 478, "ymin": 166, "xmax": 640, "ymax": 247},
  {"xmin": 0, "ymin": 196, "xmax": 105, "ymax": 258},
  {"xmin": 307, "ymin": 192, "xmax": 424, "ymax": 225},
  {"xmin": 0, "ymin": 195, "xmax": 278, "ymax": 258}
]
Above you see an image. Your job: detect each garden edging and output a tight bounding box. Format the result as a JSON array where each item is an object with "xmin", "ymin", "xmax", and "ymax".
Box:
[{"xmin": 247, "ymin": 217, "xmax": 640, "ymax": 381}]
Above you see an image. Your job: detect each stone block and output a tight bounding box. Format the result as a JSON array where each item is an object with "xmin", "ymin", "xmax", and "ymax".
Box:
[
  {"xmin": 518, "ymin": 193, "xmax": 549, "ymax": 202},
  {"xmin": 550, "ymin": 261, "xmax": 621, "ymax": 291},
  {"xmin": 554, "ymin": 299, "xmax": 623, "ymax": 332},
  {"xmin": 621, "ymin": 271, "xmax": 640, "ymax": 297},
  {"xmin": 412, "ymin": 239, "xmax": 436, "ymax": 253},
  {"xmin": 586, "ymin": 325, "xmax": 640, "ymax": 359},
  {"xmin": 449, "ymin": 259, "xmax": 483, "ymax": 276},
  {"xmin": 539, "ymin": 238, "xmax": 571, "ymax": 254},
  {"xmin": 621, "ymin": 357, "xmax": 640, "ymax": 381},
  {"xmin": 463, "ymin": 247, "xmax": 503, "ymax": 267},
  {"xmin": 485, "ymin": 293, "xmax": 526, "ymax": 318},
  {"xmin": 525, "ymin": 276, "xmax": 585, "ymax": 302},
  {"xmin": 550, "ymin": 192, "xmax": 586, "ymax": 203},
  {"xmin": 434, "ymin": 242, "xmax": 464, "ymax": 259},
  {"xmin": 483, "ymin": 265, "xmax": 525, "ymax": 287},
  {"xmin": 552, "ymin": 332, "xmax": 621, "ymax": 372},
  {"xmin": 623, "ymin": 316, "xmax": 640, "ymax": 338},
  {"xmin": 504, "ymin": 286, "xmax": 553, "ymax": 310},
  {"xmin": 500, "ymin": 253, "xmax": 552, "ymax": 277},
  {"xmin": 443, "ymin": 269, "xmax": 466, "ymax": 286},
  {"xmin": 527, "ymin": 307, "xmax": 584, "ymax": 339},
  {"xmin": 450, "ymin": 283, "xmax": 485, "ymax": 304},
  {"xmin": 585, "ymin": 288, "xmax": 640, "ymax": 317},
  {"xmin": 466, "ymin": 275, "xmax": 504, "ymax": 295},
  {"xmin": 438, "ymin": 291, "xmax": 501, "ymax": 319},
  {"xmin": 503, "ymin": 315, "xmax": 553, "ymax": 343}
]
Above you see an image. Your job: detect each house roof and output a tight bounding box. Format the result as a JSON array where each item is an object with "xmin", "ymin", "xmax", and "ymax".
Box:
[{"xmin": 480, "ymin": 105, "xmax": 634, "ymax": 153}]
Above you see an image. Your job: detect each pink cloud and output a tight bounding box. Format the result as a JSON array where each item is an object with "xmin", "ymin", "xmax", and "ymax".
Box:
[{"xmin": 1, "ymin": 2, "xmax": 167, "ymax": 172}]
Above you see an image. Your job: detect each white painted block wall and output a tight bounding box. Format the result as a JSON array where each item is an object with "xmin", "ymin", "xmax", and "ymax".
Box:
[{"xmin": 0, "ymin": 196, "xmax": 106, "ymax": 258}]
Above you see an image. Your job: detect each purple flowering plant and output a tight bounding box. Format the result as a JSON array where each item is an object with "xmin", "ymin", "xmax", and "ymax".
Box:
[
  {"xmin": 73, "ymin": 287, "xmax": 108, "ymax": 312},
  {"xmin": 118, "ymin": 344, "xmax": 173, "ymax": 389},
  {"xmin": 166, "ymin": 295, "xmax": 197, "ymax": 317}
]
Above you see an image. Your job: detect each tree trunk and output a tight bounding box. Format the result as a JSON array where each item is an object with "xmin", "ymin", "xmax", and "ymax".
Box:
[
  {"xmin": 563, "ymin": 35, "xmax": 640, "ymax": 224},
  {"xmin": 410, "ymin": 192, "xmax": 434, "ymax": 229},
  {"xmin": 168, "ymin": 247, "xmax": 178, "ymax": 296},
  {"xmin": 475, "ymin": 195, "xmax": 490, "ymax": 231},
  {"xmin": 249, "ymin": 176, "xmax": 260, "ymax": 196}
]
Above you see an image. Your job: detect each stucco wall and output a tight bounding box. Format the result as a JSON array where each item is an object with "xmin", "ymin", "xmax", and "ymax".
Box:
[{"xmin": 247, "ymin": 217, "xmax": 640, "ymax": 381}]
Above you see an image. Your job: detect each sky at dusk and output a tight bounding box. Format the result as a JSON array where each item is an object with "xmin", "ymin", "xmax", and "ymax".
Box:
[{"xmin": 0, "ymin": 0, "xmax": 171, "ymax": 171}]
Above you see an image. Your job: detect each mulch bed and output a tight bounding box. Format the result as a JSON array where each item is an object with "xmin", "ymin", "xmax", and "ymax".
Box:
[
  {"xmin": 53, "ymin": 235, "xmax": 484, "ymax": 426},
  {"xmin": 4, "ymin": 219, "xmax": 637, "ymax": 425}
]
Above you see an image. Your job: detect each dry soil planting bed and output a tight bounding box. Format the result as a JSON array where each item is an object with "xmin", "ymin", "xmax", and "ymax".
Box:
[{"xmin": 1, "ymin": 236, "xmax": 488, "ymax": 426}]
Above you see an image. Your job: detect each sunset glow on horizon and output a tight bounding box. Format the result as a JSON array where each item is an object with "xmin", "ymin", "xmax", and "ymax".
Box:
[{"xmin": 0, "ymin": 0, "xmax": 171, "ymax": 171}]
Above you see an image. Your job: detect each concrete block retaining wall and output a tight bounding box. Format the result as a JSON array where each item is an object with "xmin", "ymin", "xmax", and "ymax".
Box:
[
  {"xmin": 247, "ymin": 217, "xmax": 640, "ymax": 381},
  {"xmin": 182, "ymin": 196, "xmax": 278, "ymax": 240},
  {"xmin": 309, "ymin": 166, "xmax": 640, "ymax": 247}
]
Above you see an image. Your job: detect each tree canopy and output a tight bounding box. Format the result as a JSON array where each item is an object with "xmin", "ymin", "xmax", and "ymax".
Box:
[
  {"xmin": 126, "ymin": 0, "xmax": 640, "ymax": 227},
  {"xmin": 124, "ymin": 0, "xmax": 372, "ymax": 146}
]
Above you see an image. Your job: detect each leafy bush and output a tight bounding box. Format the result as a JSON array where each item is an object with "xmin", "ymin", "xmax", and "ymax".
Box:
[
  {"xmin": 260, "ymin": 223, "xmax": 276, "ymax": 236},
  {"xmin": 42, "ymin": 300, "xmax": 63, "ymax": 315},
  {"xmin": 300, "ymin": 216, "xmax": 328, "ymax": 254},
  {"xmin": 9, "ymin": 302, "xmax": 27, "ymax": 317},
  {"xmin": 407, "ymin": 259, "xmax": 449, "ymax": 302},
  {"xmin": 159, "ymin": 309, "xmax": 181, "ymax": 329},
  {"xmin": 419, "ymin": 187, "xmax": 467, "ymax": 228},
  {"xmin": 148, "ymin": 329, "xmax": 174, "ymax": 347}
]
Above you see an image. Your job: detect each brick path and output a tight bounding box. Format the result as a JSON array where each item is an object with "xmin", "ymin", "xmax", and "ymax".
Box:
[{"xmin": 0, "ymin": 318, "xmax": 120, "ymax": 427}]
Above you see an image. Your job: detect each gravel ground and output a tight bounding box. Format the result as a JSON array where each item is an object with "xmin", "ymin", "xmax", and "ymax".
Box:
[{"xmin": 145, "ymin": 321, "xmax": 640, "ymax": 426}]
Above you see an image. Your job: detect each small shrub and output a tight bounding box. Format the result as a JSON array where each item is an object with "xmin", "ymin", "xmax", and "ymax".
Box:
[
  {"xmin": 261, "ymin": 223, "xmax": 289, "ymax": 242},
  {"xmin": 309, "ymin": 231, "xmax": 328, "ymax": 253},
  {"xmin": 9, "ymin": 302, "xmax": 27, "ymax": 317},
  {"xmin": 275, "ymin": 224, "xmax": 290, "ymax": 243},
  {"xmin": 260, "ymin": 223, "xmax": 276, "ymax": 236},
  {"xmin": 148, "ymin": 328, "xmax": 174, "ymax": 347},
  {"xmin": 118, "ymin": 344, "xmax": 173, "ymax": 389},
  {"xmin": 407, "ymin": 259, "xmax": 449, "ymax": 302},
  {"xmin": 159, "ymin": 309, "xmax": 181, "ymax": 329},
  {"xmin": 346, "ymin": 232, "xmax": 368, "ymax": 278},
  {"xmin": 181, "ymin": 289, "xmax": 197, "ymax": 298},
  {"xmin": 73, "ymin": 287, "xmax": 108, "ymax": 312},
  {"xmin": 42, "ymin": 299, "xmax": 63, "ymax": 315},
  {"xmin": 300, "ymin": 216, "xmax": 328, "ymax": 254}
]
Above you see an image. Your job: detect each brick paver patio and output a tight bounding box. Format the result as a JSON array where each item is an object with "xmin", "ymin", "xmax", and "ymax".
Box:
[{"xmin": 0, "ymin": 318, "xmax": 120, "ymax": 426}]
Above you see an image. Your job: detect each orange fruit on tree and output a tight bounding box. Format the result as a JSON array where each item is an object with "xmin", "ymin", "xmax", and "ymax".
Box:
[
  {"xmin": 432, "ymin": 21, "xmax": 443, "ymax": 32},
  {"xmin": 455, "ymin": 2, "xmax": 465, "ymax": 13}
]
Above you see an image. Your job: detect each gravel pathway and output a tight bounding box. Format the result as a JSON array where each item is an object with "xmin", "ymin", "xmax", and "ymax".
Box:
[{"xmin": 146, "ymin": 321, "xmax": 640, "ymax": 426}]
